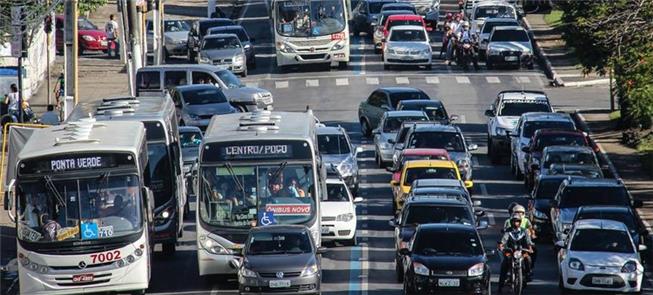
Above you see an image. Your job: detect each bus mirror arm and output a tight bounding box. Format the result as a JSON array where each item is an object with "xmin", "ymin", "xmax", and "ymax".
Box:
[{"xmin": 4, "ymin": 179, "xmax": 16, "ymax": 222}]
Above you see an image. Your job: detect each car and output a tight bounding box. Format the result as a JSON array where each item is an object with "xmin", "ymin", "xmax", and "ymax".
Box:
[
  {"xmin": 408, "ymin": 186, "xmax": 481, "ymax": 212},
  {"xmin": 522, "ymin": 130, "xmax": 592, "ymax": 188},
  {"xmin": 374, "ymin": 10, "xmax": 417, "ymax": 53},
  {"xmin": 469, "ymin": 1, "xmax": 518, "ymax": 33},
  {"xmin": 146, "ymin": 19, "xmax": 190, "ymax": 60},
  {"xmin": 55, "ymin": 16, "xmax": 108, "ymax": 55},
  {"xmin": 397, "ymin": 99, "xmax": 455, "ymax": 124},
  {"xmin": 170, "ymin": 84, "xmax": 237, "ymax": 129},
  {"xmin": 556, "ymin": 219, "xmax": 646, "ymax": 293},
  {"xmin": 187, "ymin": 18, "xmax": 235, "ymax": 62},
  {"xmin": 389, "ymin": 121, "xmax": 436, "ymax": 167},
  {"xmin": 485, "ymin": 90, "xmax": 553, "ymax": 163},
  {"xmin": 390, "ymin": 159, "xmax": 468, "ymax": 213},
  {"xmin": 527, "ymin": 175, "xmax": 578, "ymax": 238},
  {"xmin": 401, "ymin": 0, "xmax": 440, "ymax": 29},
  {"xmin": 381, "ymin": 2, "xmax": 416, "ymax": 14},
  {"xmin": 388, "ymin": 148, "xmax": 451, "ymax": 184},
  {"xmin": 390, "ymin": 194, "xmax": 487, "ymax": 282},
  {"xmin": 207, "ymin": 25, "xmax": 256, "ymax": 68},
  {"xmin": 486, "ymin": 26, "xmax": 534, "ymax": 69},
  {"xmin": 400, "ymin": 224, "xmax": 492, "ymax": 295},
  {"xmin": 358, "ymin": 87, "xmax": 430, "ymax": 137},
  {"xmin": 321, "ymin": 176, "xmax": 363, "ymax": 245},
  {"xmin": 573, "ymin": 205, "xmax": 648, "ymax": 246},
  {"xmin": 351, "ymin": 0, "xmax": 398, "ymax": 36},
  {"xmin": 478, "ymin": 18, "xmax": 521, "ymax": 57},
  {"xmin": 179, "ymin": 126, "xmax": 202, "ymax": 210},
  {"xmin": 550, "ymin": 178, "xmax": 642, "ymax": 243},
  {"xmin": 409, "ymin": 178, "xmax": 472, "ymax": 198},
  {"xmin": 317, "ymin": 125, "xmax": 363, "ymax": 194},
  {"xmin": 198, "ymin": 34, "xmax": 248, "ymax": 77},
  {"xmin": 537, "ymin": 146, "xmax": 601, "ymax": 181},
  {"xmin": 373, "ymin": 111, "xmax": 429, "ymax": 167},
  {"xmin": 232, "ymin": 225, "xmax": 325, "ymax": 295},
  {"xmin": 383, "ymin": 25, "xmax": 432, "ymax": 70},
  {"xmin": 510, "ymin": 112, "xmax": 576, "ymax": 179},
  {"xmin": 398, "ymin": 123, "xmax": 478, "ymax": 181},
  {"xmin": 378, "ymin": 14, "xmax": 429, "ymax": 53}
]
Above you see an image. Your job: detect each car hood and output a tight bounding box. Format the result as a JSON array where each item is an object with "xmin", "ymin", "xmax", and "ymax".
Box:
[
  {"xmin": 321, "ymin": 201, "xmax": 354, "ymax": 217},
  {"xmin": 244, "ymin": 253, "xmax": 316, "ymax": 273},
  {"xmin": 322, "ymin": 154, "xmax": 351, "ymax": 167},
  {"xmin": 386, "ymin": 41, "xmax": 430, "ymax": 51},
  {"xmin": 182, "ymin": 147, "xmax": 199, "ymax": 163},
  {"xmin": 79, "ymin": 29, "xmax": 106, "ymax": 38},
  {"xmin": 184, "ymin": 103, "xmax": 235, "ymax": 116},
  {"xmin": 165, "ymin": 31, "xmax": 189, "ymax": 42},
  {"xmin": 201, "ymin": 48, "xmax": 243, "ymax": 59},
  {"xmin": 496, "ymin": 116, "xmax": 520, "ymax": 129},
  {"xmin": 570, "ymin": 251, "xmax": 636, "ymax": 268},
  {"xmin": 415, "ymin": 255, "xmax": 485, "ymax": 271},
  {"xmin": 489, "ymin": 41, "xmax": 532, "ymax": 52},
  {"xmin": 559, "ymin": 208, "xmax": 578, "ymax": 224}
]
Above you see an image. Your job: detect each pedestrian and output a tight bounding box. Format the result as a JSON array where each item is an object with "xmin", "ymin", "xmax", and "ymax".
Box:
[
  {"xmin": 4, "ymin": 83, "xmax": 19, "ymax": 120},
  {"xmin": 40, "ymin": 105, "xmax": 60, "ymax": 125},
  {"xmin": 105, "ymin": 14, "xmax": 120, "ymax": 58},
  {"xmin": 54, "ymin": 73, "xmax": 64, "ymax": 106}
]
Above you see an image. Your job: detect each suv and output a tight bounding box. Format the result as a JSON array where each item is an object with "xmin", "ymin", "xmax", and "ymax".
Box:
[
  {"xmin": 550, "ymin": 178, "xmax": 642, "ymax": 243},
  {"xmin": 485, "ymin": 90, "xmax": 552, "ymax": 163},
  {"xmin": 478, "ymin": 18, "xmax": 520, "ymax": 58},
  {"xmin": 359, "ymin": 87, "xmax": 430, "ymax": 137},
  {"xmin": 317, "ymin": 125, "xmax": 363, "ymax": 194},
  {"xmin": 486, "ymin": 26, "xmax": 534, "ymax": 69},
  {"xmin": 509, "ymin": 112, "xmax": 575, "ymax": 179}
]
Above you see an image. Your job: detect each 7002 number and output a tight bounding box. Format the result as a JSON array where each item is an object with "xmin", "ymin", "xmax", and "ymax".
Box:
[{"xmin": 90, "ymin": 250, "xmax": 121, "ymax": 264}]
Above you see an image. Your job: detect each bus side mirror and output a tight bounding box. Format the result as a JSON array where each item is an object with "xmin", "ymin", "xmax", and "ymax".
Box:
[
  {"xmin": 4, "ymin": 179, "xmax": 16, "ymax": 222},
  {"xmin": 143, "ymin": 187, "xmax": 155, "ymax": 223}
]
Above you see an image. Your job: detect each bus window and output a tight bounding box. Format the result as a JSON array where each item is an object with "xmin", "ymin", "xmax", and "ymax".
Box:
[
  {"xmin": 276, "ymin": 0, "xmax": 345, "ymax": 37},
  {"xmin": 147, "ymin": 143, "xmax": 174, "ymax": 207}
]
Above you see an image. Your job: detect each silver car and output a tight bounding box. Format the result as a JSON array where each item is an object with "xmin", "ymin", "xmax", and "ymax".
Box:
[
  {"xmin": 199, "ymin": 33, "xmax": 248, "ymax": 77},
  {"xmin": 486, "ymin": 26, "xmax": 534, "ymax": 69},
  {"xmin": 477, "ymin": 18, "xmax": 520, "ymax": 57},
  {"xmin": 383, "ymin": 25, "xmax": 432, "ymax": 70},
  {"xmin": 317, "ymin": 125, "xmax": 363, "ymax": 195},
  {"xmin": 373, "ymin": 110, "xmax": 429, "ymax": 168},
  {"xmin": 146, "ymin": 19, "xmax": 190, "ymax": 59}
]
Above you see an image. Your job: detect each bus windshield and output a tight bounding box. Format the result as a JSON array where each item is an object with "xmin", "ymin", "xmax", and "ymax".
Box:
[
  {"xmin": 276, "ymin": 0, "xmax": 346, "ymax": 37},
  {"xmin": 147, "ymin": 143, "xmax": 174, "ymax": 207},
  {"xmin": 17, "ymin": 175, "xmax": 142, "ymax": 243},
  {"xmin": 199, "ymin": 164, "xmax": 316, "ymax": 228}
]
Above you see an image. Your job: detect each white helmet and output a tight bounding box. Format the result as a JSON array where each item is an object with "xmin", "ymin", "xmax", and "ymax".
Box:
[
  {"xmin": 462, "ymin": 21, "xmax": 470, "ymax": 28},
  {"xmin": 512, "ymin": 204, "xmax": 526, "ymax": 214}
]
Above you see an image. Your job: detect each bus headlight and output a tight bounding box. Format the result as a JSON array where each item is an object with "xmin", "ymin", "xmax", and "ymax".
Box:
[
  {"xmin": 279, "ymin": 42, "xmax": 295, "ymax": 53},
  {"xmin": 200, "ymin": 235, "xmax": 230, "ymax": 255},
  {"xmin": 331, "ymin": 40, "xmax": 345, "ymax": 51},
  {"xmin": 19, "ymin": 254, "xmax": 50, "ymax": 273}
]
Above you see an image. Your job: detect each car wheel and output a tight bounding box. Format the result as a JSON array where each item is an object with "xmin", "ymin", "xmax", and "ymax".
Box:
[
  {"xmin": 425, "ymin": 64, "xmax": 432, "ymax": 70},
  {"xmin": 486, "ymin": 61, "xmax": 493, "ymax": 70}
]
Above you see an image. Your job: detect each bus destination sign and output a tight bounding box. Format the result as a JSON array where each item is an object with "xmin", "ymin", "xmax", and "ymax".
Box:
[
  {"xmin": 19, "ymin": 153, "xmax": 134, "ymax": 175},
  {"xmin": 204, "ymin": 140, "xmax": 312, "ymax": 162},
  {"xmin": 51, "ymin": 157, "xmax": 105, "ymax": 171},
  {"xmin": 222, "ymin": 145, "xmax": 292, "ymax": 159}
]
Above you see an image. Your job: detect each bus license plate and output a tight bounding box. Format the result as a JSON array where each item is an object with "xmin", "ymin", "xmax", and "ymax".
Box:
[
  {"xmin": 72, "ymin": 274, "xmax": 94, "ymax": 283},
  {"xmin": 269, "ymin": 280, "xmax": 291, "ymax": 288},
  {"xmin": 592, "ymin": 277, "xmax": 613, "ymax": 285},
  {"xmin": 438, "ymin": 278, "xmax": 460, "ymax": 287},
  {"xmin": 321, "ymin": 226, "xmax": 330, "ymax": 234}
]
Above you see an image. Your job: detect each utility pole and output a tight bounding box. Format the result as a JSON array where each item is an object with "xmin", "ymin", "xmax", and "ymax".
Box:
[
  {"xmin": 127, "ymin": 0, "xmax": 143, "ymax": 77},
  {"xmin": 64, "ymin": 0, "xmax": 79, "ymax": 108},
  {"xmin": 152, "ymin": 0, "xmax": 162, "ymax": 65},
  {"xmin": 11, "ymin": 6, "xmax": 25, "ymax": 122},
  {"xmin": 118, "ymin": 0, "xmax": 134, "ymax": 95}
]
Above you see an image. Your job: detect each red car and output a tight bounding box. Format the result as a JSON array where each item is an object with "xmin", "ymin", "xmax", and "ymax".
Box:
[
  {"xmin": 388, "ymin": 148, "xmax": 451, "ymax": 183},
  {"xmin": 380, "ymin": 14, "xmax": 430, "ymax": 52},
  {"xmin": 56, "ymin": 16, "xmax": 110, "ymax": 55}
]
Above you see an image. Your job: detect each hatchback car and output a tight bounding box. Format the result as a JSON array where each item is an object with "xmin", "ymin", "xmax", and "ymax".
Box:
[
  {"xmin": 374, "ymin": 10, "xmax": 417, "ymax": 53},
  {"xmin": 359, "ymin": 87, "xmax": 430, "ymax": 137},
  {"xmin": 478, "ymin": 18, "xmax": 520, "ymax": 58},
  {"xmin": 557, "ymin": 219, "xmax": 646, "ymax": 293},
  {"xmin": 383, "ymin": 25, "xmax": 432, "ymax": 70},
  {"xmin": 573, "ymin": 205, "xmax": 648, "ymax": 246},
  {"xmin": 401, "ymin": 224, "xmax": 492, "ymax": 295},
  {"xmin": 317, "ymin": 125, "xmax": 363, "ymax": 194},
  {"xmin": 397, "ymin": 99, "xmax": 455, "ymax": 124},
  {"xmin": 373, "ymin": 111, "xmax": 429, "ymax": 167},
  {"xmin": 207, "ymin": 25, "xmax": 256, "ymax": 68},
  {"xmin": 170, "ymin": 84, "xmax": 237, "ymax": 129},
  {"xmin": 321, "ymin": 176, "xmax": 363, "ymax": 246},
  {"xmin": 528, "ymin": 175, "xmax": 575, "ymax": 238},
  {"xmin": 199, "ymin": 34, "xmax": 248, "ymax": 77},
  {"xmin": 187, "ymin": 18, "xmax": 235, "ymax": 61},
  {"xmin": 486, "ymin": 26, "xmax": 534, "ymax": 69},
  {"xmin": 56, "ymin": 16, "xmax": 108, "ymax": 55},
  {"xmin": 232, "ymin": 225, "xmax": 325, "ymax": 295}
]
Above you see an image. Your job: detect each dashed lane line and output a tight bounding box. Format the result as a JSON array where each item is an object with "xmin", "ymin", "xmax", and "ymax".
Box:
[
  {"xmin": 275, "ymin": 81, "xmax": 288, "ymax": 88},
  {"xmin": 366, "ymin": 77, "xmax": 379, "ymax": 85},
  {"xmin": 517, "ymin": 76, "xmax": 532, "ymax": 83},
  {"xmin": 396, "ymin": 77, "xmax": 410, "ymax": 84},
  {"xmin": 455, "ymin": 76, "xmax": 471, "ymax": 84},
  {"xmin": 336, "ymin": 78, "xmax": 349, "ymax": 86},
  {"xmin": 425, "ymin": 76, "xmax": 440, "ymax": 84},
  {"xmin": 486, "ymin": 76, "xmax": 501, "ymax": 83},
  {"xmin": 306, "ymin": 79, "xmax": 319, "ymax": 87}
]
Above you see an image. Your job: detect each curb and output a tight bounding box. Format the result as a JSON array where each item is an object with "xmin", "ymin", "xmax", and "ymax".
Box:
[
  {"xmin": 571, "ymin": 110, "xmax": 620, "ymax": 179},
  {"xmin": 522, "ymin": 17, "xmax": 565, "ymax": 87}
]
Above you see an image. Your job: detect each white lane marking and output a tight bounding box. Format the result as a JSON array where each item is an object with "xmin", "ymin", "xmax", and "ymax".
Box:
[
  {"xmin": 254, "ymin": 53, "xmax": 276, "ymax": 58},
  {"xmin": 480, "ymin": 183, "xmax": 488, "ymax": 196},
  {"xmin": 517, "ymin": 76, "xmax": 532, "ymax": 83},
  {"xmin": 306, "ymin": 79, "xmax": 319, "ymax": 87},
  {"xmin": 488, "ymin": 213, "xmax": 496, "ymax": 225},
  {"xmin": 336, "ymin": 78, "xmax": 349, "ymax": 86},
  {"xmin": 425, "ymin": 76, "xmax": 440, "ymax": 84},
  {"xmin": 366, "ymin": 77, "xmax": 379, "ymax": 85},
  {"xmin": 275, "ymin": 81, "xmax": 289, "ymax": 88},
  {"xmin": 210, "ymin": 286, "xmax": 219, "ymax": 295},
  {"xmin": 486, "ymin": 76, "xmax": 501, "ymax": 83},
  {"xmin": 241, "ymin": 72, "xmax": 545, "ymax": 82},
  {"xmin": 459, "ymin": 115, "xmax": 466, "ymax": 124},
  {"xmin": 396, "ymin": 77, "xmax": 410, "ymax": 84},
  {"xmin": 456, "ymin": 76, "xmax": 471, "ymax": 84},
  {"xmin": 245, "ymin": 81, "xmax": 259, "ymax": 88}
]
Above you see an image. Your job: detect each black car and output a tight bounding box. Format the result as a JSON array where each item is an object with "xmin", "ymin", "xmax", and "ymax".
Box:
[
  {"xmin": 358, "ymin": 87, "xmax": 430, "ymax": 137},
  {"xmin": 187, "ymin": 18, "xmax": 235, "ymax": 61},
  {"xmin": 400, "ymin": 224, "xmax": 492, "ymax": 295},
  {"xmin": 573, "ymin": 205, "xmax": 648, "ymax": 246},
  {"xmin": 170, "ymin": 84, "xmax": 237, "ymax": 129},
  {"xmin": 351, "ymin": 0, "xmax": 397, "ymax": 35},
  {"xmin": 527, "ymin": 175, "xmax": 575, "ymax": 237},
  {"xmin": 206, "ymin": 25, "xmax": 257, "ymax": 68},
  {"xmin": 396, "ymin": 99, "xmax": 455, "ymax": 124}
]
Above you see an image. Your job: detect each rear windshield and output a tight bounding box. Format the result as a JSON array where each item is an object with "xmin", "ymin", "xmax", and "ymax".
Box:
[
  {"xmin": 498, "ymin": 102, "xmax": 550, "ymax": 116},
  {"xmin": 543, "ymin": 151, "xmax": 596, "ymax": 169},
  {"xmin": 389, "ymin": 92, "xmax": 429, "ymax": 108},
  {"xmin": 400, "ymin": 103, "xmax": 447, "ymax": 121},
  {"xmin": 535, "ymin": 135, "xmax": 586, "ymax": 151},
  {"xmin": 414, "ymin": 230, "xmax": 483, "ymax": 256},
  {"xmin": 559, "ymin": 186, "xmax": 630, "ymax": 208},
  {"xmin": 202, "ymin": 36, "xmax": 241, "ymax": 50},
  {"xmin": 247, "ymin": 231, "xmax": 312, "ymax": 255},
  {"xmin": 181, "ymin": 87, "xmax": 228, "ymax": 105},
  {"xmin": 523, "ymin": 121, "xmax": 575, "ymax": 138},
  {"xmin": 404, "ymin": 167, "xmax": 458, "ymax": 186},
  {"xmin": 570, "ymin": 229, "xmax": 633, "ymax": 253},
  {"xmin": 388, "ymin": 19, "xmax": 422, "ymax": 30},
  {"xmin": 405, "ymin": 205, "xmax": 473, "ymax": 225},
  {"xmin": 575, "ymin": 211, "xmax": 636, "ymax": 231},
  {"xmin": 535, "ymin": 178, "xmax": 564, "ymax": 199},
  {"xmin": 408, "ymin": 132, "xmax": 465, "ymax": 152},
  {"xmin": 475, "ymin": 6, "xmax": 516, "ymax": 19},
  {"xmin": 384, "ymin": 116, "xmax": 428, "ymax": 132},
  {"xmin": 483, "ymin": 21, "xmax": 519, "ymax": 34},
  {"xmin": 491, "ymin": 29, "xmax": 529, "ymax": 42},
  {"xmin": 389, "ymin": 29, "xmax": 426, "ymax": 42}
]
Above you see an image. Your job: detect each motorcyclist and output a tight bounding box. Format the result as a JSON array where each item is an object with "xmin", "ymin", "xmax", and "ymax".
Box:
[
  {"xmin": 504, "ymin": 203, "xmax": 538, "ymax": 268},
  {"xmin": 442, "ymin": 13, "xmax": 453, "ymax": 32},
  {"xmin": 453, "ymin": 21, "xmax": 479, "ymax": 69},
  {"xmin": 498, "ymin": 214, "xmax": 534, "ymax": 293},
  {"xmin": 446, "ymin": 13, "xmax": 463, "ymax": 64}
]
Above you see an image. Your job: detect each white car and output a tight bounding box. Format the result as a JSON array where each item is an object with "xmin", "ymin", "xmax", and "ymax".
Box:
[
  {"xmin": 557, "ymin": 219, "xmax": 646, "ymax": 293},
  {"xmin": 469, "ymin": 1, "xmax": 517, "ymax": 33},
  {"xmin": 320, "ymin": 177, "xmax": 363, "ymax": 245},
  {"xmin": 383, "ymin": 25, "xmax": 432, "ymax": 70}
]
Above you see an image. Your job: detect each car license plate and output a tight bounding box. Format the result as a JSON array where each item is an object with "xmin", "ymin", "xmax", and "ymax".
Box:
[
  {"xmin": 504, "ymin": 56, "xmax": 518, "ymax": 61},
  {"xmin": 321, "ymin": 226, "xmax": 330, "ymax": 234},
  {"xmin": 438, "ymin": 278, "xmax": 460, "ymax": 287},
  {"xmin": 72, "ymin": 274, "xmax": 94, "ymax": 283},
  {"xmin": 101, "ymin": 40, "xmax": 108, "ymax": 46},
  {"xmin": 592, "ymin": 277, "xmax": 613, "ymax": 285},
  {"xmin": 269, "ymin": 280, "xmax": 291, "ymax": 288}
]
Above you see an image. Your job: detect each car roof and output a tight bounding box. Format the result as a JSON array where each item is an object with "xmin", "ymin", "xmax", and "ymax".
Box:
[
  {"xmin": 398, "ymin": 99, "xmax": 443, "ymax": 106},
  {"xmin": 522, "ymin": 112, "xmax": 572, "ymax": 122},
  {"xmin": 249, "ymin": 225, "xmax": 309, "ymax": 233},
  {"xmin": 316, "ymin": 126, "xmax": 345, "ymax": 135},
  {"xmin": 418, "ymin": 223, "xmax": 477, "ymax": 232},
  {"xmin": 179, "ymin": 126, "xmax": 202, "ymax": 133},
  {"xmin": 493, "ymin": 25, "xmax": 526, "ymax": 32},
  {"xmin": 404, "ymin": 159, "xmax": 457, "ymax": 169},
  {"xmin": 387, "ymin": 14, "xmax": 423, "ymax": 21},
  {"xmin": 402, "ymin": 148, "xmax": 450, "ymax": 157},
  {"xmin": 412, "ymin": 178, "xmax": 465, "ymax": 187},
  {"xmin": 175, "ymin": 84, "xmax": 220, "ymax": 91},
  {"xmin": 413, "ymin": 123, "xmax": 459, "ymax": 133},
  {"xmin": 204, "ymin": 33, "xmax": 239, "ymax": 39},
  {"xmin": 389, "ymin": 25, "xmax": 425, "ymax": 31},
  {"xmin": 543, "ymin": 145, "xmax": 594, "ymax": 153},
  {"xmin": 499, "ymin": 90, "xmax": 549, "ymax": 101},
  {"xmin": 385, "ymin": 110, "xmax": 429, "ymax": 118},
  {"xmin": 573, "ymin": 219, "xmax": 629, "ymax": 231},
  {"xmin": 534, "ymin": 129, "xmax": 584, "ymax": 137},
  {"xmin": 378, "ymin": 87, "xmax": 424, "ymax": 93},
  {"xmin": 567, "ymin": 178, "xmax": 624, "ymax": 187}
]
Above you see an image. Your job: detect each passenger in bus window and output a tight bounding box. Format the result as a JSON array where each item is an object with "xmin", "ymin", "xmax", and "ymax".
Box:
[
  {"xmin": 40, "ymin": 213, "xmax": 62, "ymax": 241},
  {"xmin": 286, "ymin": 177, "xmax": 306, "ymax": 198}
]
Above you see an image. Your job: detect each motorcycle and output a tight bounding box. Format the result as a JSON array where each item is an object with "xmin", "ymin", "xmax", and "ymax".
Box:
[
  {"xmin": 457, "ymin": 39, "xmax": 479, "ymax": 71},
  {"xmin": 501, "ymin": 232, "xmax": 531, "ymax": 295}
]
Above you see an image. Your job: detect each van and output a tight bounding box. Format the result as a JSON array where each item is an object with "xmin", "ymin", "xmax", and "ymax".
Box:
[{"xmin": 136, "ymin": 64, "xmax": 273, "ymax": 112}]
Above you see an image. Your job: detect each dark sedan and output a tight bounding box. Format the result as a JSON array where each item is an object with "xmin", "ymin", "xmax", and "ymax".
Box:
[
  {"xmin": 528, "ymin": 175, "xmax": 577, "ymax": 237},
  {"xmin": 358, "ymin": 87, "xmax": 430, "ymax": 137},
  {"xmin": 170, "ymin": 84, "xmax": 237, "ymax": 129}
]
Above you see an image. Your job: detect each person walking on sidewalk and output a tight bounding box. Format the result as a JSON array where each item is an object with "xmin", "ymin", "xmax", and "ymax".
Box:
[
  {"xmin": 53, "ymin": 73, "xmax": 64, "ymax": 107},
  {"xmin": 4, "ymin": 84, "xmax": 19, "ymax": 120},
  {"xmin": 105, "ymin": 14, "xmax": 120, "ymax": 58}
]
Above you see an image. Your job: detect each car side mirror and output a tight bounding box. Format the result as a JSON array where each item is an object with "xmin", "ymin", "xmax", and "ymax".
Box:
[
  {"xmin": 450, "ymin": 114, "xmax": 460, "ymax": 121},
  {"xmin": 390, "ymin": 180, "xmax": 399, "ymax": 186},
  {"xmin": 477, "ymin": 220, "xmax": 489, "ymax": 230},
  {"xmin": 381, "ymin": 104, "xmax": 391, "ymax": 111},
  {"xmin": 521, "ymin": 146, "xmax": 531, "ymax": 153},
  {"xmin": 464, "ymin": 180, "xmax": 473, "ymax": 189},
  {"xmin": 399, "ymin": 248, "xmax": 410, "ymax": 255},
  {"xmin": 353, "ymin": 197, "xmax": 364, "ymax": 203},
  {"xmin": 634, "ymin": 200, "xmax": 644, "ymax": 208},
  {"xmin": 484, "ymin": 109, "xmax": 494, "ymax": 117},
  {"xmin": 473, "ymin": 200, "xmax": 482, "ymax": 207},
  {"xmin": 468, "ymin": 144, "xmax": 478, "ymax": 151},
  {"xmin": 317, "ymin": 246, "xmax": 327, "ymax": 255},
  {"xmin": 474, "ymin": 210, "xmax": 485, "ymax": 217},
  {"xmin": 638, "ymin": 244, "xmax": 648, "ymax": 252},
  {"xmin": 554, "ymin": 240, "xmax": 566, "ymax": 248},
  {"xmin": 228, "ymin": 258, "xmax": 242, "ymax": 269}
]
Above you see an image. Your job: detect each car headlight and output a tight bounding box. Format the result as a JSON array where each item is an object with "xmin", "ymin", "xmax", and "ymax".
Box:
[
  {"xmin": 81, "ymin": 35, "xmax": 96, "ymax": 41},
  {"xmin": 422, "ymin": 48, "xmax": 431, "ymax": 55},
  {"xmin": 488, "ymin": 47, "xmax": 500, "ymax": 55},
  {"xmin": 279, "ymin": 42, "xmax": 295, "ymax": 53},
  {"xmin": 199, "ymin": 235, "xmax": 230, "ymax": 255},
  {"xmin": 331, "ymin": 40, "xmax": 345, "ymax": 51},
  {"xmin": 240, "ymin": 267, "xmax": 257, "ymax": 278},
  {"xmin": 533, "ymin": 209, "xmax": 547, "ymax": 219},
  {"xmin": 187, "ymin": 113, "xmax": 201, "ymax": 121},
  {"xmin": 338, "ymin": 162, "xmax": 354, "ymax": 177},
  {"xmin": 468, "ymin": 262, "xmax": 484, "ymax": 277},
  {"xmin": 621, "ymin": 261, "xmax": 638, "ymax": 273},
  {"xmin": 234, "ymin": 54, "xmax": 245, "ymax": 64},
  {"xmin": 568, "ymin": 258, "xmax": 584, "ymax": 271},
  {"xmin": 413, "ymin": 262, "xmax": 430, "ymax": 276},
  {"xmin": 495, "ymin": 127, "xmax": 507, "ymax": 136},
  {"xmin": 336, "ymin": 213, "xmax": 354, "ymax": 222},
  {"xmin": 301, "ymin": 264, "xmax": 319, "ymax": 277},
  {"xmin": 199, "ymin": 56, "xmax": 210, "ymax": 63}
]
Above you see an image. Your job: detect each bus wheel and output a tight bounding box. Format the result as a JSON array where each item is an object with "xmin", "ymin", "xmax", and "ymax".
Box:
[{"xmin": 162, "ymin": 242, "xmax": 176, "ymax": 255}]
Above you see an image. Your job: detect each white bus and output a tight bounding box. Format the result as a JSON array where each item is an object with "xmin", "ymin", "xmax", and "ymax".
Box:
[
  {"xmin": 271, "ymin": 0, "xmax": 351, "ymax": 69},
  {"xmin": 4, "ymin": 120, "xmax": 153, "ymax": 295},
  {"xmin": 196, "ymin": 110, "xmax": 325, "ymax": 277}
]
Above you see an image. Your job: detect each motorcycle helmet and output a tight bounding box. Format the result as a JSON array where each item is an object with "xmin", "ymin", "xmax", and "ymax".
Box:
[
  {"xmin": 512, "ymin": 204, "xmax": 526, "ymax": 215},
  {"xmin": 446, "ymin": 12, "xmax": 453, "ymax": 20},
  {"xmin": 510, "ymin": 213, "xmax": 522, "ymax": 225},
  {"xmin": 462, "ymin": 21, "xmax": 470, "ymax": 28}
]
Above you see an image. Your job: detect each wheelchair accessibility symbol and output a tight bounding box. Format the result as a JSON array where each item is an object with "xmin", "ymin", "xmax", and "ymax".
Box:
[
  {"xmin": 81, "ymin": 222, "xmax": 99, "ymax": 240},
  {"xmin": 258, "ymin": 211, "xmax": 277, "ymax": 226}
]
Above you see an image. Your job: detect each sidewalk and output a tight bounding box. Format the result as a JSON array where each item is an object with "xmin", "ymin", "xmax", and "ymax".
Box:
[{"xmin": 525, "ymin": 12, "xmax": 609, "ymax": 87}]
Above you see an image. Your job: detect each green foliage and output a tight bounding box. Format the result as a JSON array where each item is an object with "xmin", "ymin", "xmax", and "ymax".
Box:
[
  {"xmin": 543, "ymin": 10, "xmax": 563, "ymax": 27},
  {"xmin": 609, "ymin": 110, "xmax": 621, "ymax": 121},
  {"xmin": 54, "ymin": 0, "xmax": 108, "ymax": 15}
]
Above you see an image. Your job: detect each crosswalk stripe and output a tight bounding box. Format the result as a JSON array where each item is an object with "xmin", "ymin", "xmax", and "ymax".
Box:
[
  {"xmin": 486, "ymin": 76, "xmax": 501, "ymax": 84},
  {"xmin": 366, "ymin": 77, "xmax": 379, "ymax": 85},
  {"xmin": 245, "ymin": 81, "xmax": 259, "ymax": 88},
  {"xmin": 275, "ymin": 81, "xmax": 289, "ymax": 89},
  {"xmin": 517, "ymin": 76, "xmax": 531, "ymax": 83},
  {"xmin": 306, "ymin": 79, "xmax": 319, "ymax": 87},
  {"xmin": 425, "ymin": 76, "xmax": 440, "ymax": 84},
  {"xmin": 396, "ymin": 77, "xmax": 409, "ymax": 84},
  {"xmin": 336, "ymin": 78, "xmax": 349, "ymax": 86},
  {"xmin": 456, "ymin": 76, "xmax": 471, "ymax": 84}
]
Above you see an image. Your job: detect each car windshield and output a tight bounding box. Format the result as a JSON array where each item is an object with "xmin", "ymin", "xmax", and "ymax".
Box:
[
  {"xmin": 498, "ymin": 102, "xmax": 550, "ymax": 116},
  {"xmin": 559, "ymin": 186, "xmax": 630, "ymax": 208},
  {"xmin": 383, "ymin": 116, "xmax": 428, "ymax": 132},
  {"xmin": 276, "ymin": 0, "xmax": 346, "ymax": 37},
  {"xmin": 325, "ymin": 183, "xmax": 350, "ymax": 202},
  {"xmin": 318, "ymin": 134, "xmax": 350, "ymax": 154},
  {"xmin": 534, "ymin": 178, "xmax": 564, "ymax": 199},
  {"xmin": 389, "ymin": 29, "xmax": 426, "ymax": 42},
  {"xmin": 400, "ymin": 103, "xmax": 447, "ymax": 121},
  {"xmin": 199, "ymin": 164, "xmax": 316, "ymax": 228},
  {"xmin": 404, "ymin": 167, "xmax": 458, "ymax": 186},
  {"xmin": 202, "ymin": 36, "xmax": 241, "ymax": 50},
  {"xmin": 482, "ymin": 21, "xmax": 519, "ymax": 34},
  {"xmin": 17, "ymin": 175, "xmax": 142, "ymax": 243},
  {"xmin": 535, "ymin": 135, "xmax": 586, "ymax": 151},
  {"xmin": 164, "ymin": 20, "xmax": 190, "ymax": 32},
  {"xmin": 409, "ymin": 132, "xmax": 466, "ymax": 152},
  {"xmin": 523, "ymin": 121, "xmax": 575, "ymax": 138},
  {"xmin": 78, "ymin": 18, "xmax": 97, "ymax": 30},
  {"xmin": 570, "ymin": 229, "xmax": 634, "ymax": 253},
  {"xmin": 576, "ymin": 211, "xmax": 636, "ymax": 231},
  {"xmin": 543, "ymin": 151, "xmax": 596, "ymax": 169},
  {"xmin": 247, "ymin": 231, "xmax": 312, "ymax": 255},
  {"xmin": 389, "ymin": 92, "xmax": 429, "ymax": 108},
  {"xmin": 403, "ymin": 154, "xmax": 449, "ymax": 162},
  {"xmin": 210, "ymin": 28, "xmax": 249, "ymax": 42},
  {"xmin": 181, "ymin": 87, "xmax": 228, "ymax": 105},
  {"xmin": 388, "ymin": 20, "xmax": 423, "ymax": 30},
  {"xmin": 369, "ymin": 2, "xmax": 390, "ymax": 14},
  {"xmin": 491, "ymin": 29, "xmax": 530, "ymax": 42},
  {"xmin": 215, "ymin": 70, "xmax": 244, "ymax": 88},
  {"xmin": 199, "ymin": 20, "xmax": 234, "ymax": 36},
  {"xmin": 475, "ymin": 6, "xmax": 516, "ymax": 19},
  {"xmin": 414, "ymin": 230, "xmax": 483, "ymax": 256},
  {"xmin": 404, "ymin": 205, "xmax": 473, "ymax": 225},
  {"xmin": 180, "ymin": 131, "xmax": 203, "ymax": 148},
  {"xmin": 147, "ymin": 143, "xmax": 174, "ymax": 208},
  {"xmin": 382, "ymin": 5, "xmax": 415, "ymax": 13}
]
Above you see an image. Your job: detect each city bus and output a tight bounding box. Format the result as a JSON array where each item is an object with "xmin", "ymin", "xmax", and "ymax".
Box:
[
  {"xmin": 271, "ymin": 0, "xmax": 351, "ymax": 69},
  {"xmin": 67, "ymin": 95, "xmax": 186, "ymax": 255},
  {"xmin": 196, "ymin": 110, "xmax": 325, "ymax": 276},
  {"xmin": 4, "ymin": 120, "xmax": 153, "ymax": 295}
]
